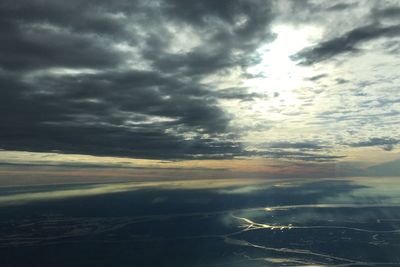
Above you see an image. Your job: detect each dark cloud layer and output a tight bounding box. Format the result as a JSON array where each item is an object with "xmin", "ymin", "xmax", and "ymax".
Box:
[
  {"xmin": 0, "ymin": 68, "xmax": 243, "ymax": 159},
  {"xmin": 0, "ymin": 0, "xmax": 274, "ymax": 160},
  {"xmin": 349, "ymin": 138, "xmax": 399, "ymax": 151}
]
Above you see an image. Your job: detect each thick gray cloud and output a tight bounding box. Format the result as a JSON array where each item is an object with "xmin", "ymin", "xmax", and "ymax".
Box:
[
  {"xmin": 0, "ymin": 1, "xmax": 130, "ymax": 72},
  {"xmin": 0, "ymin": 68, "xmax": 244, "ymax": 159},
  {"xmin": 0, "ymin": 0, "xmax": 274, "ymax": 160},
  {"xmin": 292, "ymin": 23, "xmax": 400, "ymax": 65},
  {"xmin": 142, "ymin": 0, "xmax": 275, "ymax": 76}
]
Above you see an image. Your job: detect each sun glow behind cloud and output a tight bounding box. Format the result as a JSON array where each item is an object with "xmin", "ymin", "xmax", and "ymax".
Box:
[{"xmin": 246, "ymin": 25, "xmax": 322, "ymax": 119}]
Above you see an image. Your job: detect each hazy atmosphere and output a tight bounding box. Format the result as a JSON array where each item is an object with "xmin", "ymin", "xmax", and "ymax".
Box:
[{"xmin": 1, "ymin": 0, "xmax": 400, "ymax": 266}]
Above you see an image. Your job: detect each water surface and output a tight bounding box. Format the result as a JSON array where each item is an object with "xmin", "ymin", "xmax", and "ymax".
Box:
[{"xmin": 1, "ymin": 177, "xmax": 400, "ymax": 266}]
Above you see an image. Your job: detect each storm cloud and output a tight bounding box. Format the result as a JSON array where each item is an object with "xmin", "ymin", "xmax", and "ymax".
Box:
[{"xmin": 0, "ymin": 0, "xmax": 275, "ymax": 159}]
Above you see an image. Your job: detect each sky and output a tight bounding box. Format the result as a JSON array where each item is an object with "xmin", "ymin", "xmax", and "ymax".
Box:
[{"xmin": 0, "ymin": 0, "xmax": 399, "ymax": 183}]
